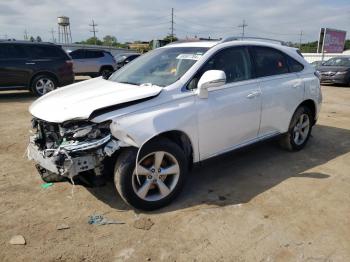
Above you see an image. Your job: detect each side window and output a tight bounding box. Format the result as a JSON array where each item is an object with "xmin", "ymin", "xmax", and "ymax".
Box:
[
  {"xmin": 188, "ymin": 47, "xmax": 252, "ymax": 90},
  {"xmin": 0, "ymin": 44, "xmax": 26, "ymax": 59},
  {"xmin": 286, "ymin": 56, "xmax": 304, "ymax": 72},
  {"xmin": 70, "ymin": 50, "xmax": 85, "ymax": 59},
  {"xmin": 85, "ymin": 51, "xmax": 104, "ymax": 58},
  {"xmin": 253, "ymin": 47, "xmax": 289, "ymax": 77},
  {"xmin": 25, "ymin": 45, "xmax": 62, "ymax": 58}
]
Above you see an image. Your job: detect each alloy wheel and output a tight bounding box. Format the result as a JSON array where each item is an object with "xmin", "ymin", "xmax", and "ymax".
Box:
[
  {"xmin": 293, "ymin": 113, "xmax": 310, "ymax": 145},
  {"xmin": 132, "ymin": 151, "xmax": 180, "ymax": 202},
  {"xmin": 35, "ymin": 78, "xmax": 55, "ymax": 95}
]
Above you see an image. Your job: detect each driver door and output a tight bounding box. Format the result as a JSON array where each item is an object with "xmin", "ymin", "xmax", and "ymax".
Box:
[{"xmin": 193, "ymin": 46, "xmax": 262, "ymax": 160}]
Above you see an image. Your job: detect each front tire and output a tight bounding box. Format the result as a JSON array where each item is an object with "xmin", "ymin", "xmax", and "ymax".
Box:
[
  {"xmin": 280, "ymin": 106, "xmax": 313, "ymax": 151},
  {"xmin": 31, "ymin": 74, "xmax": 57, "ymax": 96},
  {"xmin": 114, "ymin": 139, "xmax": 188, "ymax": 210}
]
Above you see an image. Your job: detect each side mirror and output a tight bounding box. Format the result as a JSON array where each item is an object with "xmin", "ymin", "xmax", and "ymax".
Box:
[{"xmin": 197, "ymin": 70, "xmax": 226, "ymax": 99}]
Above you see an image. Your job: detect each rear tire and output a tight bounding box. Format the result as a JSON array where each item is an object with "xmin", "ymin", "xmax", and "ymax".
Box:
[
  {"xmin": 99, "ymin": 67, "xmax": 114, "ymax": 78},
  {"xmin": 114, "ymin": 138, "xmax": 188, "ymax": 210},
  {"xmin": 280, "ymin": 106, "xmax": 313, "ymax": 151},
  {"xmin": 31, "ymin": 74, "xmax": 57, "ymax": 96}
]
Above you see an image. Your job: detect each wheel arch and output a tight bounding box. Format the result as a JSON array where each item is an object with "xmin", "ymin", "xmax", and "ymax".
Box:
[
  {"xmin": 298, "ymin": 99, "xmax": 317, "ymax": 125},
  {"xmin": 29, "ymin": 71, "xmax": 59, "ymax": 88},
  {"xmin": 99, "ymin": 65, "xmax": 114, "ymax": 72},
  {"xmin": 140, "ymin": 130, "xmax": 195, "ymax": 169}
]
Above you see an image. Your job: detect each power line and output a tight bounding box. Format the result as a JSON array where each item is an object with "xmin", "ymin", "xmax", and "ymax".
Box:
[
  {"xmin": 50, "ymin": 28, "xmax": 56, "ymax": 43},
  {"xmin": 170, "ymin": 8, "xmax": 175, "ymax": 42},
  {"xmin": 238, "ymin": 19, "xmax": 248, "ymax": 39},
  {"xmin": 89, "ymin": 19, "xmax": 98, "ymax": 44},
  {"xmin": 24, "ymin": 29, "xmax": 28, "ymax": 40}
]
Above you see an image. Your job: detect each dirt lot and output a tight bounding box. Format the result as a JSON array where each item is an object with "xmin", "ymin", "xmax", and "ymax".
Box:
[{"xmin": 0, "ymin": 85, "xmax": 349, "ymax": 262}]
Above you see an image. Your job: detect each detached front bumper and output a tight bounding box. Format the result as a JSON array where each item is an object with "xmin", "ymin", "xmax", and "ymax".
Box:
[{"xmin": 27, "ymin": 135, "xmax": 120, "ymax": 178}]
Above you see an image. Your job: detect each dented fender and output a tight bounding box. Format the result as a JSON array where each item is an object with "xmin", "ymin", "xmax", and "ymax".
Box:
[{"xmin": 109, "ymin": 94, "xmax": 200, "ymax": 162}]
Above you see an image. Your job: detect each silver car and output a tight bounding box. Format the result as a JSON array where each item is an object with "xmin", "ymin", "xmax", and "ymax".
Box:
[{"xmin": 69, "ymin": 49, "xmax": 117, "ymax": 78}]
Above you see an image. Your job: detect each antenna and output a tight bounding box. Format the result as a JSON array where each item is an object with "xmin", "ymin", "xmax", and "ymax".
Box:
[
  {"xmin": 89, "ymin": 19, "xmax": 98, "ymax": 45},
  {"xmin": 238, "ymin": 19, "xmax": 248, "ymax": 39}
]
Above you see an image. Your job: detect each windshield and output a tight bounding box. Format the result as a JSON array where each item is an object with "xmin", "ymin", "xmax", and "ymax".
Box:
[
  {"xmin": 109, "ymin": 47, "xmax": 209, "ymax": 87},
  {"xmin": 323, "ymin": 57, "xmax": 350, "ymax": 67}
]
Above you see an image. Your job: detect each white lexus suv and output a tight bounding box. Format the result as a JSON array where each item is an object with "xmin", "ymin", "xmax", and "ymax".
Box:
[{"xmin": 28, "ymin": 37, "xmax": 322, "ymax": 210}]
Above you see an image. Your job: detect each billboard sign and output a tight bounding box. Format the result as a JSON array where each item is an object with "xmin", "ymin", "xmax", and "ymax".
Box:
[{"xmin": 318, "ymin": 28, "xmax": 347, "ymax": 53}]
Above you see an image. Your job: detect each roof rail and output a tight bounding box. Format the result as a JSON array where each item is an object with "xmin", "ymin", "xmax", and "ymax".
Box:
[{"xmin": 221, "ymin": 36, "xmax": 287, "ymax": 45}]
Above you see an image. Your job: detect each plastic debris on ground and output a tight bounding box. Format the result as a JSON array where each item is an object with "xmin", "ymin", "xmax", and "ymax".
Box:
[
  {"xmin": 41, "ymin": 183, "xmax": 53, "ymax": 189},
  {"xmin": 88, "ymin": 214, "xmax": 125, "ymax": 226}
]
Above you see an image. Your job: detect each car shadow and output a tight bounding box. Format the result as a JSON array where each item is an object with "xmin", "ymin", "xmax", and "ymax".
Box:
[
  {"xmin": 86, "ymin": 124, "xmax": 350, "ymax": 213},
  {"xmin": 0, "ymin": 90, "xmax": 35, "ymax": 103}
]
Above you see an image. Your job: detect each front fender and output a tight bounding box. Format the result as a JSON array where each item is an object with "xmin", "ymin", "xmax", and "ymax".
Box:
[{"xmin": 109, "ymin": 94, "xmax": 200, "ymax": 162}]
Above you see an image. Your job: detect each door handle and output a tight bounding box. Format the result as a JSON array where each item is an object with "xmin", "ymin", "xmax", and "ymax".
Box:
[
  {"xmin": 246, "ymin": 91, "xmax": 261, "ymax": 99},
  {"xmin": 25, "ymin": 62, "xmax": 35, "ymax": 65}
]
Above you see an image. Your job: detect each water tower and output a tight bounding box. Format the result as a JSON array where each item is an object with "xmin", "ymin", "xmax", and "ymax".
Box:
[{"xmin": 57, "ymin": 16, "xmax": 72, "ymax": 44}]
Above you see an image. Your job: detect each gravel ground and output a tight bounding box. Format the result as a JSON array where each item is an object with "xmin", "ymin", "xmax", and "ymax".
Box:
[{"xmin": 0, "ymin": 85, "xmax": 349, "ymax": 262}]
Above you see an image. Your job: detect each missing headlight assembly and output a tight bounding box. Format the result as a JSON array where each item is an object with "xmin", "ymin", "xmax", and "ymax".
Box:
[{"xmin": 27, "ymin": 118, "xmax": 121, "ymax": 182}]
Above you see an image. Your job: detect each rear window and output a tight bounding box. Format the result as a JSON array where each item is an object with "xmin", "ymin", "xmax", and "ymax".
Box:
[
  {"xmin": 24, "ymin": 45, "xmax": 64, "ymax": 59},
  {"xmin": 85, "ymin": 50, "xmax": 104, "ymax": 58},
  {"xmin": 253, "ymin": 46, "xmax": 289, "ymax": 77},
  {"xmin": 286, "ymin": 56, "xmax": 304, "ymax": 73},
  {"xmin": 0, "ymin": 44, "xmax": 27, "ymax": 59}
]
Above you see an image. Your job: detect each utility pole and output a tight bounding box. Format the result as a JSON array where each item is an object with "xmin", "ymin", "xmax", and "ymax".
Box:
[
  {"xmin": 170, "ymin": 8, "xmax": 174, "ymax": 42},
  {"xmin": 299, "ymin": 30, "xmax": 303, "ymax": 49},
  {"xmin": 238, "ymin": 19, "xmax": 248, "ymax": 39},
  {"xmin": 50, "ymin": 28, "xmax": 56, "ymax": 43},
  {"xmin": 89, "ymin": 19, "xmax": 98, "ymax": 45},
  {"xmin": 24, "ymin": 29, "xmax": 28, "ymax": 40}
]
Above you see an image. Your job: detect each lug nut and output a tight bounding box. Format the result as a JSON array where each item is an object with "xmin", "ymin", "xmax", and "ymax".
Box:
[
  {"xmin": 147, "ymin": 175, "xmax": 152, "ymax": 179},
  {"xmin": 151, "ymin": 168, "xmax": 155, "ymax": 173},
  {"xmin": 158, "ymin": 169, "xmax": 161, "ymax": 173}
]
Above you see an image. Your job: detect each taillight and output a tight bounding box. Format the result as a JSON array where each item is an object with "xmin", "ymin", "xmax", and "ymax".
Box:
[{"xmin": 65, "ymin": 60, "xmax": 73, "ymax": 70}]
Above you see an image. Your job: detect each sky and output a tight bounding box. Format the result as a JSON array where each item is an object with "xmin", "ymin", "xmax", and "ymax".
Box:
[{"xmin": 0, "ymin": 0, "xmax": 349, "ymax": 43}]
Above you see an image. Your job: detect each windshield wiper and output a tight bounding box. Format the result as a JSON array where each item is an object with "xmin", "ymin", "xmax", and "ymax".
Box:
[{"xmin": 118, "ymin": 81, "xmax": 139, "ymax": 86}]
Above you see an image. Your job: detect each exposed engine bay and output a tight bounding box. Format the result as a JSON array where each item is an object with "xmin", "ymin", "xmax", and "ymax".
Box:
[{"xmin": 27, "ymin": 118, "xmax": 122, "ymax": 180}]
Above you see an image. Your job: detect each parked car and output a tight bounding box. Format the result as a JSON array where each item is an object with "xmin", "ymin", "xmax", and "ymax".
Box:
[
  {"xmin": 310, "ymin": 60, "xmax": 323, "ymax": 69},
  {"xmin": 114, "ymin": 53, "xmax": 140, "ymax": 69},
  {"xmin": 69, "ymin": 49, "xmax": 117, "ymax": 78},
  {"xmin": 316, "ymin": 56, "xmax": 350, "ymax": 86},
  {"xmin": 27, "ymin": 38, "xmax": 322, "ymax": 210},
  {"xmin": 0, "ymin": 40, "xmax": 74, "ymax": 96}
]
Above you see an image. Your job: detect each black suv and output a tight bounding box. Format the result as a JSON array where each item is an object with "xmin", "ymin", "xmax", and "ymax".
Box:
[{"xmin": 0, "ymin": 41, "xmax": 74, "ymax": 96}]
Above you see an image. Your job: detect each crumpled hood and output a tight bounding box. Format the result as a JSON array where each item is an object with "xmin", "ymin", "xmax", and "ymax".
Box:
[{"xmin": 29, "ymin": 77, "xmax": 162, "ymax": 123}]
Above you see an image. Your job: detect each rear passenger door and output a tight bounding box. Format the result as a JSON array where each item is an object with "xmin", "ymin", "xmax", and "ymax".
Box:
[
  {"xmin": 0, "ymin": 44, "xmax": 30, "ymax": 88},
  {"xmin": 70, "ymin": 50, "xmax": 86, "ymax": 73},
  {"xmin": 84, "ymin": 50, "xmax": 104, "ymax": 72},
  {"xmin": 251, "ymin": 46, "xmax": 304, "ymax": 137},
  {"xmin": 195, "ymin": 46, "xmax": 262, "ymax": 159}
]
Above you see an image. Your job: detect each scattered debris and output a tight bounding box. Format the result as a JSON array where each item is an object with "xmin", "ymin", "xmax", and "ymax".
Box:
[
  {"xmin": 88, "ymin": 214, "xmax": 125, "ymax": 226},
  {"xmin": 133, "ymin": 217, "xmax": 154, "ymax": 230},
  {"xmin": 264, "ymin": 215, "xmax": 269, "ymax": 219},
  {"xmin": 9, "ymin": 235, "xmax": 26, "ymax": 245},
  {"xmin": 56, "ymin": 224, "xmax": 70, "ymax": 230},
  {"xmin": 41, "ymin": 182, "xmax": 53, "ymax": 189},
  {"xmin": 146, "ymin": 257, "xmax": 152, "ymax": 261}
]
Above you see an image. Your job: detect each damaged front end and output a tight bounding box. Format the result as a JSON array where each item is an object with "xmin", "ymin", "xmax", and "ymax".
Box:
[{"xmin": 27, "ymin": 118, "xmax": 121, "ymax": 182}]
